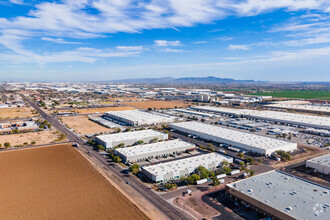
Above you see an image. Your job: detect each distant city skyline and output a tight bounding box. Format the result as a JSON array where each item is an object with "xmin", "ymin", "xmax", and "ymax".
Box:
[{"xmin": 0, "ymin": 1, "xmax": 330, "ymax": 82}]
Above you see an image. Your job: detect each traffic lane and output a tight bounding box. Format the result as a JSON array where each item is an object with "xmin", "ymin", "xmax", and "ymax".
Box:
[{"xmin": 160, "ymin": 186, "xmax": 197, "ymax": 200}]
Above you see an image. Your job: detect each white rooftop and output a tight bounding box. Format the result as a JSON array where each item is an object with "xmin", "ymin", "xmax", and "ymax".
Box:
[
  {"xmin": 227, "ymin": 170, "xmax": 330, "ymax": 220},
  {"xmin": 266, "ymin": 102, "xmax": 330, "ymax": 113},
  {"xmin": 96, "ymin": 129, "xmax": 164, "ymax": 143},
  {"xmin": 192, "ymin": 106, "xmax": 330, "ymax": 129},
  {"xmin": 171, "ymin": 121, "xmax": 295, "ymax": 151},
  {"xmin": 105, "ymin": 110, "xmax": 175, "ymax": 124},
  {"xmin": 116, "ymin": 139, "xmax": 194, "ymax": 157},
  {"xmin": 307, "ymin": 154, "xmax": 330, "ymax": 167},
  {"xmin": 143, "ymin": 153, "xmax": 231, "ymax": 177}
]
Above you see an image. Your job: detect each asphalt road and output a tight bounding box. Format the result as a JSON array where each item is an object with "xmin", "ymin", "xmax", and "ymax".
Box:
[{"xmin": 23, "ymin": 95, "xmax": 191, "ymax": 220}]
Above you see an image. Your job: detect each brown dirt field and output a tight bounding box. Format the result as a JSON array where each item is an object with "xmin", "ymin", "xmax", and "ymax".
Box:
[
  {"xmin": 72, "ymin": 106, "xmax": 136, "ymax": 114},
  {"xmin": 0, "ymin": 144, "xmax": 148, "ymax": 220},
  {"xmin": 0, "ymin": 107, "xmax": 33, "ymax": 119},
  {"xmin": 60, "ymin": 116, "xmax": 111, "ymax": 134},
  {"xmin": 122, "ymin": 101, "xmax": 188, "ymax": 109},
  {"xmin": 0, "ymin": 130, "xmax": 62, "ymax": 147}
]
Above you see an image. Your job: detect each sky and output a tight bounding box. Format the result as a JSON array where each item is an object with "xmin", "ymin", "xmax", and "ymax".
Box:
[{"xmin": 0, "ymin": 0, "xmax": 330, "ymax": 82}]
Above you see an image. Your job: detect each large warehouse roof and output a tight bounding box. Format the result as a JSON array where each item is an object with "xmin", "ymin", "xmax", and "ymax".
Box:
[
  {"xmin": 227, "ymin": 170, "xmax": 330, "ymax": 219},
  {"xmin": 143, "ymin": 153, "xmax": 232, "ymax": 178},
  {"xmin": 96, "ymin": 129, "xmax": 165, "ymax": 143},
  {"xmin": 116, "ymin": 139, "xmax": 194, "ymax": 157},
  {"xmin": 266, "ymin": 103, "xmax": 330, "ymax": 114},
  {"xmin": 170, "ymin": 121, "xmax": 296, "ymax": 155},
  {"xmin": 191, "ymin": 106, "xmax": 330, "ymax": 129},
  {"xmin": 307, "ymin": 154, "xmax": 330, "ymax": 167},
  {"xmin": 105, "ymin": 110, "xmax": 175, "ymax": 125}
]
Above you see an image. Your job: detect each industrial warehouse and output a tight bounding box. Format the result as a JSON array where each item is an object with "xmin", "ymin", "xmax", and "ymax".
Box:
[
  {"xmin": 104, "ymin": 110, "xmax": 175, "ymax": 126},
  {"xmin": 226, "ymin": 170, "xmax": 330, "ymax": 220},
  {"xmin": 170, "ymin": 121, "xmax": 297, "ymax": 156},
  {"xmin": 95, "ymin": 130, "xmax": 168, "ymax": 149},
  {"xmin": 174, "ymin": 108, "xmax": 218, "ymax": 118},
  {"xmin": 142, "ymin": 153, "xmax": 233, "ymax": 182},
  {"xmin": 191, "ymin": 106, "xmax": 330, "ymax": 130},
  {"xmin": 115, "ymin": 139, "xmax": 195, "ymax": 163},
  {"xmin": 306, "ymin": 154, "xmax": 330, "ymax": 175}
]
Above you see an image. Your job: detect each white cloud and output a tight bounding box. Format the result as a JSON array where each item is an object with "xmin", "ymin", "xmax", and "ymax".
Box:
[
  {"xmin": 116, "ymin": 46, "xmax": 144, "ymax": 51},
  {"xmin": 228, "ymin": 44, "xmax": 250, "ymax": 50},
  {"xmin": 161, "ymin": 48, "xmax": 185, "ymax": 53},
  {"xmin": 154, "ymin": 40, "xmax": 181, "ymax": 47},
  {"xmin": 41, "ymin": 37, "xmax": 82, "ymax": 44},
  {"xmin": 217, "ymin": 37, "xmax": 233, "ymax": 41},
  {"xmin": 1, "ymin": 0, "xmax": 330, "ymax": 63},
  {"xmin": 193, "ymin": 41, "xmax": 208, "ymax": 44},
  {"xmin": 9, "ymin": 0, "xmax": 24, "ymax": 4}
]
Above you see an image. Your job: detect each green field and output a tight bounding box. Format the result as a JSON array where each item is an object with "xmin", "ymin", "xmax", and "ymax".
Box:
[{"xmin": 245, "ymin": 90, "xmax": 330, "ymax": 100}]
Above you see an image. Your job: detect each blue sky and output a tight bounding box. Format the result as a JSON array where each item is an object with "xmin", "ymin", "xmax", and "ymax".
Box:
[{"xmin": 0, "ymin": 0, "xmax": 330, "ymax": 82}]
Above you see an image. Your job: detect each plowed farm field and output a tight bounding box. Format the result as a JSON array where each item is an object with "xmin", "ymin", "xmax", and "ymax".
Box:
[
  {"xmin": 0, "ymin": 144, "xmax": 148, "ymax": 220},
  {"xmin": 122, "ymin": 100, "xmax": 188, "ymax": 109}
]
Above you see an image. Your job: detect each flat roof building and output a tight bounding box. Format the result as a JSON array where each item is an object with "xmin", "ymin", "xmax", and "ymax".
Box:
[
  {"xmin": 170, "ymin": 121, "xmax": 297, "ymax": 156},
  {"xmin": 142, "ymin": 153, "xmax": 233, "ymax": 182},
  {"xmin": 95, "ymin": 130, "xmax": 168, "ymax": 149},
  {"xmin": 191, "ymin": 106, "xmax": 330, "ymax": 130},
  {"xmin": 115, "ymin": 139, "xmax": 195, "ymax": 163},
  {"xmin": 265, "ymin": 102, "xmax": 330, "ymax": 115},
  {"xmin": 174, "ymin": 108, "xmax": 219, "ymax": 118},
  {"xmin": 104, "ymin": 110, "xmax": 176, "ymax": 126},
  {"xmin": 226, "ymin": 170, "xmax": 330, "ymax": 220},
  {"xmin": 306, "ymin": 154, "xmax": 330, "ymax": 175}
]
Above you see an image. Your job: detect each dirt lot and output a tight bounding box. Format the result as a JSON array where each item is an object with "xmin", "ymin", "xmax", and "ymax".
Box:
[
  {"xmin": 61, "ymin": 116, "xmax": 111, "ymax": 134},
  {"xmin": 0, "ymin": 107, "xmax": 33, "ymax": 119},
  {"xmin": 0, "ymin": 130, "xmax": 63, "ymax": 147},
  {"xmin": 122, "ymin": 100, "xmax": 188, "ymax": 109},
  {"xmin": 0, "ymin": 144, "xmax": 148, "ymax": 220},
  {"xmin": 72, "ymin": 106, "xmax": 136, "ymax": 114}
]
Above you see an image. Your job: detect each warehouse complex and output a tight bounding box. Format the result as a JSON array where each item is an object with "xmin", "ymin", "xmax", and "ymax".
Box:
[
  {"xmin": 95, "ymin": 130, "xmax": 168, "ymax": 149},
  {"xmin": 266, "ymin": 102, "xmax": 330, "ymax": 115},
  {"xmin": 306, "ymin": 154, "xmax": 330, "ymax": 175},
  {"xmin": 226, "ymin": 170, "xmax": 330, "ymax": 220},
  {"xmin": 191, "ymin": 106, "xmax": 330, "ymax": 130},
  {"xmin": 142, "ymin": 153, "xmax": 233, "ymax": 182},
  {"xmin": 170, "ymin": 121, "xmax": 297, "ymax": 156},
  {"xmin": 104, "ymin": 110, "xmax": 175, "ymax": 126},
  {"xmin": 115, "ymin": 139, "xmax": 195, "ymax": 163},
  {"xmin": 174, "ymin": 108, "xmax": 218, "ymax": 118}
]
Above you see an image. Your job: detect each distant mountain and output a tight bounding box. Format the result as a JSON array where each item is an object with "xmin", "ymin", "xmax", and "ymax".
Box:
[
  {"xmin": 174, "ymin": 76, "xmax": 255, "ymax": 83},
  {"xmin": 109, "ymin": 76, "xmax": 256, "ymax": 84}
]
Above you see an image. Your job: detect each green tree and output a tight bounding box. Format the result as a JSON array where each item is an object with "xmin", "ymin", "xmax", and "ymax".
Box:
[
  {"xmin": 4, "ymin": 142, "xmax": 10, "ymax": 148},
  {"xmin": 213, "ymin": 177, "xmax": 220, "ymax": 186},
  {"xmin": 222, "ymin": 160, "xmax": 229, "ymax": 166},
  {"xmin": 245, "ymin": 157, "xmax": 254, "ymax": 164},
  {"xmin": 129, "ymin": 164, "xmax": 140, "ymax": 174},
  {"xmin": 151, "ymin": 137, "xmax": 158, "ymax": 143},
  {"xmin": 239, "ymin": 161, "xmax": 245, "ymax": 166},
  {"xmin": 223, "ymin": 166, "xmax": 232, "ymax": 175},
  {"xmin": 198, "ymin": 166, "xmax": 209, "ymax": 179},
  {"xmin": 191, "ymin": 174, "xmax": 201, "ymax": 182},
  {"xmin": 238, "ymin": 152, "xmax": 244, "ymax": 159},
  {"xmin": 98, "ymin": 145, "xmax": 105, "ymax": 151},
  {"xmin": 187, "ymin": 176, "xmax": 195, "ymax": 185},
  {"xmin": 135, "ymin": 140, "xmax": 144, "ymax": 145},
  {"xmin": 113, "ymin": 156, "xmax": 122, "ymax": 163},
  {"xmin": 124, "ymin": 127, "xmax": 131, "ymax": 132}
]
